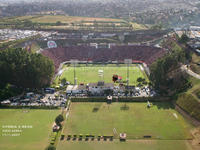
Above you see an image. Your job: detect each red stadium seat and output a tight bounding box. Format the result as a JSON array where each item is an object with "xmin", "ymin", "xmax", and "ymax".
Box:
[{"xmin": 42, "ymin": 45, "xmax": 166, "ymax": 72}]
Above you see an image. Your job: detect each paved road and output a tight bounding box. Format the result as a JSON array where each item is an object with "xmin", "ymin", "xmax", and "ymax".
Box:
[{"xmin": 181, "ymin": 65, "xmax": 200, "ymax": 79}]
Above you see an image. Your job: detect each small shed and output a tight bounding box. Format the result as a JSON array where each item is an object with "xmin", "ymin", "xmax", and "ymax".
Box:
[
  {"xmin": 52, "ymin": 124, "xmax": 60, "ymax": 132},
  {"xmin": 119, "ymin": 133, "xmax": 127, "ymax": 141},
  {"xmin": 107, "ymin": 96, "xmax": 112, "ymax": 104}
]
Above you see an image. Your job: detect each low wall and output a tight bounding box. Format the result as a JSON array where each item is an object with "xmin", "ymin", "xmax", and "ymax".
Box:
[{"xmin": 70, "ymin": 96, "xmax": 170, "ymax": 102}]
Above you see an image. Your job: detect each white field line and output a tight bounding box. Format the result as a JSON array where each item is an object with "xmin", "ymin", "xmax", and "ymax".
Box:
[
  {"xmin": 113, "ymin": 128, "xmax": 117, "ymax": 135},
  {"xmin": 139, "ymin": 64, "xmax": 144, "ymax": 71},
  {"xmin": 66, "ymin": 112, "xmax": 69, "ymax": 120},
  {"xmin": 173, "ymin": 113, "xmax": 178, "ymax": 119}
]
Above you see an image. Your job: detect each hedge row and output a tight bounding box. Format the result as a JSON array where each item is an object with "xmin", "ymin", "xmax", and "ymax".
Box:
[
  {"xmin": 0, "ymin": 105, "xmax": 59, "ymax": 109},
  {"xmin": 71, "ymin": 97, "xmax": 107, "ymax": 102},
  {"xmin": 70, "ymin": 97, "xmax": 170, "ymax": 102},
  {"xmin": 176, "ymin": 93, "xmax": 200, "ymax": 121},
  {"xmin": 50, "ymin": 132, "xmax": 57, "ymax": 144}
]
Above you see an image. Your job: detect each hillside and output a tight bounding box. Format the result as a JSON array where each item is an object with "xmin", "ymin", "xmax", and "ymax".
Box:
[
  {"xmin": 176, "ymin": 77, "xmax": 200, "ymax": 121},
  {"xmin": 0, "ymin": 15, "xmax": 146, "ymax": 31}
]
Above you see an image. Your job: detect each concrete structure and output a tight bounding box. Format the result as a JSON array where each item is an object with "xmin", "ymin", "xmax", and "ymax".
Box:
[
  {"xmin": 88, "ymin": 81, "xmax": 114, "ymax": 95},
  {"xmin": 66, "ymin": 85, "xmax": 87, "ymax": 95}
]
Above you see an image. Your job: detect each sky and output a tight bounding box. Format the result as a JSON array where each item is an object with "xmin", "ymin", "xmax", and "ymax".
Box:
[{"xmin": 0, "ymin": 0, "xmax": 199, "ymax": 4}]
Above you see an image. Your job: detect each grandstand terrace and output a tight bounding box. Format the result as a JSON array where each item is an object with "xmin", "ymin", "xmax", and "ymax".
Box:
[{"xmin": 42, "ymin": 45, "xmax": 166, "ymax": 72}]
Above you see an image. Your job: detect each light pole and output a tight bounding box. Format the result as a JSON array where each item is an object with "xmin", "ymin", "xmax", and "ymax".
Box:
[
  {"xmin": 70, "ymin": 59, "xmax": 78, "ymax": 85},
  {"xmin": 124, "ymin": 59, "xmax": 132, "ymax": 87}
]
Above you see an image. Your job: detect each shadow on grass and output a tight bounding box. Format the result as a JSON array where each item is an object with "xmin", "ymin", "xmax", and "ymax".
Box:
[
  {"xmin": 120, "ymin": 103, "xmax": 130, "ymax": 110},
  {"xmin": 92, "ymin": 103, "xmax": 103, "ymax": 112},
  {"xmin": 151, "ymin": 101, "xmax": 175, "ymax": 110},
  {"xmin": 92, "ymin": 107, "xmax": 99, "ymax": 112}
]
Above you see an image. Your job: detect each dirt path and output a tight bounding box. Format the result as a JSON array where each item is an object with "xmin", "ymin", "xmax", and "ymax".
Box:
[{"xmin": 181, "ymin": 65, "xmax": 200, "ymax": 80}]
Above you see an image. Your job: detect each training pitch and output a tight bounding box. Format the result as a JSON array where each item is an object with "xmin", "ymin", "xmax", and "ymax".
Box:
[
  {"xmin": 0, "ymin": 109, "xmax": 60, "ymax": 150},
  {"xmin": 56, "ymin": 64, "xmax": 148, "ymax": 85},
  {"xmin": 57, "ymin": 102, "xmax": 193, "ymax": 150}
]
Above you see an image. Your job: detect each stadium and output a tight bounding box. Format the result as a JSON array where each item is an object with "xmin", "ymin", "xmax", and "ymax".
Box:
[{"xmin": 42, "ymin": 45, "xmax": 166, "ymax": 73}]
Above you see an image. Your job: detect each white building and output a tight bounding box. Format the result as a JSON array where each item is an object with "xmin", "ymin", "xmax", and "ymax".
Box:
[
  {"xmin": 88, "ymin": 81, "xmax": 114, "ymax": 95},
  {"xmin": 66, "ymin": 85, "xmax": 79, "ymax": 95},
  {"xmin": 66, "ymin": 85, "xmax": 87, "ymax": 95}
]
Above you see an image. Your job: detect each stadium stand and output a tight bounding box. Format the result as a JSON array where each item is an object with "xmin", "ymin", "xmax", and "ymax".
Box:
[{"xmin": 42, "ymin": 45, "xmax": 166, "ymax": 72}]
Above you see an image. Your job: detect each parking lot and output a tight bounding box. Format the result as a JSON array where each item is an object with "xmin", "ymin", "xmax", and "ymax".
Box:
[{"xmin": 1, "ymin": 91, "xmax": 67, "ymax": 107}]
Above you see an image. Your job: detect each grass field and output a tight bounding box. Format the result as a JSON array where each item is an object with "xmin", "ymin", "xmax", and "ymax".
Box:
[
  {"xmin": 30, "ymin": 15, "xmax": 134, "ymax": 31},
  {"xmin": 0, "ymin": 109, "xmax": 60, "ymax": 150},
  {"xmin": 30, "ymin": 42, "xmax": 41, "ymax": 53},
  {"xmin": 30, "ymin": 15, "xmax": 124, "ymax": 24},
  {"xmin": 190, "ymin": 53, "xmax": 200, "ymax": 74},
  {"xmin": 187, "ymin": 77, "xmax": 200, "ymax": 100},
  {"xmin": 56, "ymin": 64, "xmax": 148, "ymax": 85},
  {"xmin": 57, "ymin": 140, "xmax": 193, "ymax": 150},
  {"xmin": 58, "ymin": 102, "xmax": 194, "ymax": 150},
  {"xmin": 0, "ymin": 15, "xmax": 147, "ymax": 31},
  {"xmin": 130, "ymin": 22, "xmax": 148, "ymax": 30},
  {"xmin": 63, "ymin": 102, "xmax": 192, "ymax": 140},
  {"xmin": 175, "ymin": 77, "xmax": 200, "ymax": 122}
]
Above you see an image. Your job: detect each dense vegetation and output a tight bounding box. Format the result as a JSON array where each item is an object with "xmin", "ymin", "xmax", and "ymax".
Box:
[
  {"xmin": 178, "ymin": 34, "xmax": 190, "ymax": 44},
  {"xmin": 0, "ymin": 48, "xmax": 54, "ymax": 99},
  {"xmin": 176, "ymin": 93, "xmax": 200, "ymax": 121},
  {"xmin": 150, "ymin": 40, "xmax": 190, "ymax": 95},
  {"xmin": 150, "ymin": 37, "xmax": 200, "ymax": 121},
  {"xmin": 175, "ymin": 77, "xmax": 200, "ymax": 121},
  {"xmin": 55, "ymin": 114, "xmax": 64, "ymax": 127},
  {"xmin": 46, "ymin": 145, "xmax": 56, "ymax": 150}
]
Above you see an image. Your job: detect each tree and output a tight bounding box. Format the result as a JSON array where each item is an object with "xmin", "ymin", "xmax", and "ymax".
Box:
[
  {"xmin": 0, "ymin": 48, "xmax": 55, "ymax": 89},
  {"xmin": 61, "ymin": 78, "xmax": 66, "ymax": 85},
  {"xmin": 45, "ymin": 145, "xmax": 56, "ymax": 150},
  {"xmin": 151, "ymin": 23, "xmax": 163, "ymax": 30},
  {"xmin": 104, "ymin": 89, "xmax": 113, "ymax": 96},
  {"xmin": 56, "ymin": 21, "xmax": 62, "ymax": 26},
  {"xmin": 55, "ymin": 114, "xmax": 64, "ymax": 126},
  {"xmin": 137, "ymin": 77, "xmax": 145, "ymax": 83},
  {"xmin": 142, "ymin": 80, "xmax": 147, "ymax": 85},
  {"xmin": 112, "ymin": 75, "xmax": 118, "ymax": 82},
  {"xmin": 125, "ymin": 90, "xmax": 129, "ymax": 96},
  {"xmin": 0, "ymin": 61, "xmax": 11, "ymax": 89},
  {"xmin": 137, "ymin": 77, "xmax": 146, "ymax": 86},
  {"xmin": 179, "ymin": 34, "xmax": 189, "ymax": 44},
  {"xmin": 137, "ymin": 83, "xmax": 143, "ymax": 87},
  {"xmin": 23, "ymin": 20, "xmax": 34, "ymax": 28},
  {"xmin": 130, "ymin": 90, "xmax": 134, "ymax": 96},
  {"xmin": 149, "ymin": 41, "xmax": 189, "ymax": 95},
  {"xmin": 29, "ymin": 53, "xmax": 55, "ymax": 88}
]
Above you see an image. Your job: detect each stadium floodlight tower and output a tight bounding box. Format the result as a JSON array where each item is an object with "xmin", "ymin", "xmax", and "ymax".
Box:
[
  {"xmin": 124, "ymin": 59, "xmax": 132, "ymax": 87},
  {"xmin": 70, "ymin": 59, "xmax": 79, "ymax": 85},
  {"xmin": 57, "ymin": 69, "xmax": 64, "ymax": 80}
]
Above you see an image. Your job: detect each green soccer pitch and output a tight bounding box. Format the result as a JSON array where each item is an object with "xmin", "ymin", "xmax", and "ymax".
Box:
[
  {"xmin": 55, "ymin": 64, "xmax": 148, "ymax": 85},
  {"xmin": 57, "ymin": 102, "xmax": 194, "ymax": 150},
  {"xmin": 0, "ymin": 109, "xmax": 60, "ymax": 150}
]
